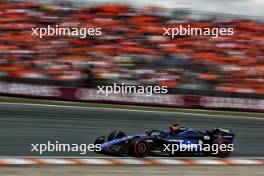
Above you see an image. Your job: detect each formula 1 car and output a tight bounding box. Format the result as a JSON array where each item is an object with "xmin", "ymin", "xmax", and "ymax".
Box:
[{"xmin": 94, "ymin": 126, "xmax": 235, "ymax": 157}]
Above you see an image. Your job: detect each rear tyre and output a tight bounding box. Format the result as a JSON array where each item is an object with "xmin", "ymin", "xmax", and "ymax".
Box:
[
  {"xmin": 213, "ymin": 138, "xmax": 232, "ymax": 158},
  {"xmin": 107, "ymin": 130, "xmax": 127, "ymax": 141},
  {"xmin": 130, "ymin": 139, "xmax": 149, "ymax": 157}
]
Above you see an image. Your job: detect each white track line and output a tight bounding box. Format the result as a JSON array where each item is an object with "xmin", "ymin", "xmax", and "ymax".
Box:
[{"xmin": 0, "ymin": 102, "xmax": 263, "ymax": 120}]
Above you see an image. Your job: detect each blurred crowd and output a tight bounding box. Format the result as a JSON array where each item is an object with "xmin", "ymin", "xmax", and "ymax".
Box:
[{"xmin": 0, "ymin": 0, "xmax": 264, "ymax": 94}]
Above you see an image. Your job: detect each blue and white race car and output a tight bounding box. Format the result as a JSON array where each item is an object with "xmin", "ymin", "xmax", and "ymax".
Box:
[{"xmin": 94, "ymin": 124, "xmax": 235, "ymax": 157}]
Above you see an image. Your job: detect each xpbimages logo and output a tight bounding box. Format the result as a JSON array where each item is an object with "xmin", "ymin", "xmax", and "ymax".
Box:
[
  {"xmin": 30, "ymin": 141, "xmax": 101, "ymax": 155},
  {"xmin": 163, "ymin": 141, "xmax": 234, "ymax": 155},
  {"xmin": 163, "ymin": 25, "xmax": 234, "ymax": 38},
  {"xmin": 31, "ymin": 25, "xmax": 102, "ymax": 38},
  {"xmin": 97, "ymin": 83, "xmax": 168, "ymax": 96}
]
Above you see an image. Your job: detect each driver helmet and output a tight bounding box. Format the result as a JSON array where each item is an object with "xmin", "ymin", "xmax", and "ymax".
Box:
[{"xmin": 170, "ymin": 123, "xmax": 180, "ymax": 134}]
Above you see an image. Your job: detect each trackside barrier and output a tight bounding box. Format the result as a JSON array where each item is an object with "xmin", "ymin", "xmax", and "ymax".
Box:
[{"xmin": 0, "ymin": 81, "xmax": 264, "ymax": 112}]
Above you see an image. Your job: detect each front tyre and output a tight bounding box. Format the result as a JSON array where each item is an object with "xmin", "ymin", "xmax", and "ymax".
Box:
[{"xmin": 131, "ymin": 139, "xmax": 149, "ymax": 157}]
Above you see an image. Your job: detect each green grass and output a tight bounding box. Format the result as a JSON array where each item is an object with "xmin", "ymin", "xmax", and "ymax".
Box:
[{"xmin": 0, "ymin": 96, "xmax": 263, "ymax": 118}]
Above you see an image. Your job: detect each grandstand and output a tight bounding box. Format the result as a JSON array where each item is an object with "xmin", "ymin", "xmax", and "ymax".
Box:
[{"xmin": 0, "ymin": 0, "xmax": 263, "ymax": 98}]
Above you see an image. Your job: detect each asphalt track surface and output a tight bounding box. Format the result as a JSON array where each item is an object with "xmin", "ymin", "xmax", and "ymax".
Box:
[{"xmin": 0, "ymin": 103, "xmax": 263, "ymax": 157}]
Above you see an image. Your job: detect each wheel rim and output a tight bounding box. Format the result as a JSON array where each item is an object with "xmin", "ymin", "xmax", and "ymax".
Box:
[{"xmin": 137, "ymin": 143, "xmax": 147, "ymax": 154}]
